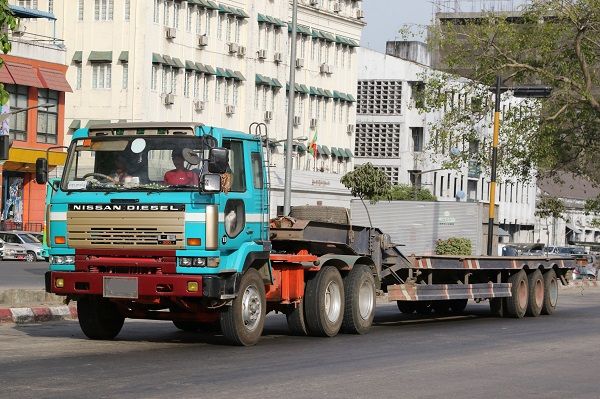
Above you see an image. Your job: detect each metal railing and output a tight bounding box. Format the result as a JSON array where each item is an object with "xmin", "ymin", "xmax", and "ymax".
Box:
[{"xmin": 0, "ymin": 221, "xmax": 43, "ymax": 232}]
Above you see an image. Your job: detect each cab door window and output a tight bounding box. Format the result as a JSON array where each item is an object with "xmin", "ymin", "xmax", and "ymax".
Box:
[{"xmin": 222, "ymin": 140, "xmax": 246, "ymax": 192}]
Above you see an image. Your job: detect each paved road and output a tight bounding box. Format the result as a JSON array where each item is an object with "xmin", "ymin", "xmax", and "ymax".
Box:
[
  {"xmin": 0, "ymin": 261, "xmax": 47, "ymax": 289},
  {"xmin": 1, "ymin": 290, "xmax": 599, "ymax": 399}
]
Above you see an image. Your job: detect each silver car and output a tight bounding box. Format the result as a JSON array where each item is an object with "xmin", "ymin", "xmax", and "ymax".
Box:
[
  {"xmin": 0, "ymin": 238, "xmax": 27, "ymax": 261},
  {"xmin": 0, "ymin": 231, "xmax": 45, "ymax": 262}
]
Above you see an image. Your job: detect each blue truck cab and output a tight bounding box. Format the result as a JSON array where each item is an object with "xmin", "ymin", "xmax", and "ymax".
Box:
[{"xmin": 41, "ymin": 122, "xmax": 271, "ymax": 345}]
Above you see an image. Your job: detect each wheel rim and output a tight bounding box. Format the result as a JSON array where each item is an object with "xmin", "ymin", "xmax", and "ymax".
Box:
[
  {"xmin": 26, "ymin": 253, "xmax": 35, "ymax": 262},
  {"xmin": 518, "ymin": 279, "xmax": 527, "ymax": 309},
  {"xmin": 324, "ymin": 280, "xmax": 342, "ymax": 323},
  {"xmin": 549, "ymin": 277, "xmax": 558, "ymax": 306},
  {"xmin": 534, "ymin": 278, "xmax": 544, "ymax": 307},
  {"xmin": 358, "ymin": 279, "xmax": 374, "ymax": 320},
  {"xmin": 241, "ymin": 285, "xmax": 261, "ymax": 332}
]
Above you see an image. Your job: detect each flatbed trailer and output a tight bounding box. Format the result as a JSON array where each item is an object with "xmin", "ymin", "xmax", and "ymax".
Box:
[{"xmin": 40, "ymin": 122, "xmax": 575, "ymax": 346}]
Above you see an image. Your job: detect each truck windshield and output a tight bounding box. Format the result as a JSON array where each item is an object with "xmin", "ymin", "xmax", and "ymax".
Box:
[{"xmin": 61, "ymin": 136, "xmax": 210, "ymax": 192}]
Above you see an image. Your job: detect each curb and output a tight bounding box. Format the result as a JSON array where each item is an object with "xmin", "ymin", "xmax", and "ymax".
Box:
[{"xmin": 0, "ymin": 305, "xmax": 77, "ymax": 324}]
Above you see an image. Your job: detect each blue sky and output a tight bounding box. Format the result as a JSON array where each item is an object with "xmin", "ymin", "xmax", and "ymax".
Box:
[{"xmin": 360, "ymin": 0, "xmax": 433, "ymax": 52}]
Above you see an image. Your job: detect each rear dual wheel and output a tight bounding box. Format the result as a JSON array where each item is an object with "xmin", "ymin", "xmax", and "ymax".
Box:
[
  {"xmin": 505, "ymin": 271, "xmax": 528, "ymax": 318},
  {"xmin": 304, "ymin": 266, "xmax": 345, "ymax": 337}
]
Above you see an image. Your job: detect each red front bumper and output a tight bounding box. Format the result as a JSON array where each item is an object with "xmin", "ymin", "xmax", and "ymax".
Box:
[{"xmin": 47, "ymin": 271, "xmax": 203, "ymax": 298}]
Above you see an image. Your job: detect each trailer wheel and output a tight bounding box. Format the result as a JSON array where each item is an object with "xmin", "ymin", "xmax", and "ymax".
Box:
[
  {"xmin": 286, "ymin": 300, "xmax": 308, "ymax": 336},
  {"xmin": 415, "ymin": 301, "xmax": 432, "ymax": 315},
  {"xmin": 304, "ymin": 266, "xmax": 345, "ymax": 337},
  {"xmin": 432, "ymin": 300, "xmax": 451, "ymax": 314},
  {"xmin": 489, "ymin": 298, "xmax": 504, "ymax": 317},
  {"xmin": 449, "ymin": 299, "xmax": 468, "ymax": 313},
  {"xmin": 220, "ymin": 269, "xmax": 266, "ymax": 346},
  {"xmin": 342, "ymin": 265, "xmax": 376, "ymax": 334},
  {"xmin": 526, "ymin": 270, "xmax": 544, "ymax": 317},
  {"xmin": 396, "ymin": 301, "xmax": 416, "ymax": 314},
  {"xmin": 505, "ymin": 270, "xmax": 528, "ymax": 318},
  {"xmin": 541, "ymin": 269, "xmax": 558, "ymax": 315},
  {"xmin": 77, "ymin": 296, "xmax": 124, "ymax": 340}
]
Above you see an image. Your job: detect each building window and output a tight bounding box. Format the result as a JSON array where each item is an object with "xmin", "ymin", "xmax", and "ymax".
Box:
[
  {"xmin": 122, "ymin": 64, "xmax": 128, "ymax": 89},
  {"xmin": 6, "ymin": 85, "xmax": 28, "ymax": 141},
  {"xmin": 76, "ymin": 64, "xmax": 82, "ymax": 90},
  {"xmin": 215, "ymin": 78, "xmax": 222, "ymax": 103},
  {"xmin": 357, "ymin": 79, "xmax": 402, "ymax": 115},
  {"xmin": 355, "ymin": 123, "xmax": 401, "ymax": 158},
  {"xmin": 92, "ymin": 64, "xmax": 111, "ymax": 89},
  {"xmin": 205, "ymin": 10, "xmax": 211, "ymax": 36},
  {"xmin": 48, "ymin": 0, "xmax": 53, "ymax": 13},
  {"xmin": 173, "ymin": 2, "xmax": 180, "ymax": 28},
  {"xmin": 78, "ymin": 0, "xmax": 84, "ymax": 20},
  {"xmin": 217, "ymin": 13, "xmax": 223, "ymax": 39},
  {"xmin": 94, "ymin": 0, "xmax": 113, "ymax": 21},
  {"xmin": 232, "ymin": 82, "xmax": 239, "ymax": 106},
  {"xmin": 162, "ymin": 67, "xmax": 169, "ymax": 93},
  {"xmin": 124, "ymin": 0, "xmax": 130, "ymax": 20},
  {"xmin": 374, "ymin": 166, "xmax": 399, "ymax": 184},
  {"xmin": 184, "ymin": 71, "xmax": 191, "ymax": 98},
  {"xmin": 151, "ymin": 65, "xmax": 158, "ymax": 91},
  {"xmin": 153, "ymin": 0, "xmax": 159, "ymax": 23},
  {"xmin": 196, "ymin": 8, "xmax": 203, "ymax": 34},
  {"xmin": 18, "ymin": 0, "xmax": 38, "ymax": 9},
  {"xmin": 186, "ymin": 5, "xmax": 192, "ymax": 32},
  {"xmin": 163, "ymin": 0, "xmax": 169, "ymax": 25},
  {"xmin": 254, "ymin": 86, "xmax": 260, "ymax": 110},
  {"xmin": 37, "ymin": 89, "xmax": 59, "ymax": 144},
  {"xmin": 203, "ymin": 75, "xmax": 209, "ymax": 101},
  {"xmin": 171, "ymin": 69, "xmax": 178, "ymax": 95},
  {"xmin": 411, "ymin": 127, "xmax": 423, "ymax": 152}
]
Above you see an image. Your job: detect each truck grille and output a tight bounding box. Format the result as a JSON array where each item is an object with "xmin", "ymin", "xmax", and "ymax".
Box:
[{"xmin": 67, "ymin": 210, "xmax": 185, "ymax": 249}]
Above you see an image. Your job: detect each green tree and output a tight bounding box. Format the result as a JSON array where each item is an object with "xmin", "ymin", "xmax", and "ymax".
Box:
[
  {"xmin": 435, "ymin": 237, "xmax": 472, "ymax": 255},
  {"xmin": 0, "ymin": 1, "xmax": 16, "ymax": 104},
  {"xmin": 423, "ymin": 0, "xmax": 600, "ymax": 183},
  {"xmin": 341, "ymin": 163, "xmax": 391, "ymax": 228},
  {"xmin": 373, "ymin": 184, "xmax": 437, "ymax": 201},
  {"xmin": 535, "ymin": 196, "xmax": 566, "ymax": 219}
]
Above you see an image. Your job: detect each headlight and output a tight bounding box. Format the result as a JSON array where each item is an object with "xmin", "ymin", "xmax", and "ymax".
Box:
[
  {"xmin": 65, "ymin": 256, "xmax": 75, "ymax": 264},
  {"xmin": 5, "ymin": 249, "xmax": 15, "ymax": 255},
  {"xmin": 179, "ymin": 257, "xmax": 212, "ymax": 267},
  {"xmin": 51, "ymin": 256, "xmax": 75, "ymax": 265},
  {"xmin": 180, "ymin": 257, "xmax": 193, "ymax": 267}
]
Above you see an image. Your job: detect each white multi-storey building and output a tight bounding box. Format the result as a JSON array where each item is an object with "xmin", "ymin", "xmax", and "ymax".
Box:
[
  {"xmin": 356, "ymin": 45, "xmax": 538, "ymax": 243},
  {"xmin": 13, "ymin": 0, "xmax": 365, "ymax": 214}
]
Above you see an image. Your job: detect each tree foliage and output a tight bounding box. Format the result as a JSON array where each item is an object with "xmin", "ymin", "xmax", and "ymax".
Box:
[
  {"xmin": 535, "ymin": 195, "xmax": 566, "ymax": 219},
  {"xmin": 340, "ymin": 162, "xmax": 391, "ymax": 203},
  {"xmin": 425, "ymin": 0, "xmax": 600, "ymax": 183},
  {"xmin": 0, "ymin": 0, "xmax": 16, "ymax": 105},
  {"xmin": 373, "ymin": 184, "xmax": 437, "ymax": 202},
  {"xmin": 435, "ymin": 237, "xmax": 473, "ymax": 255}
]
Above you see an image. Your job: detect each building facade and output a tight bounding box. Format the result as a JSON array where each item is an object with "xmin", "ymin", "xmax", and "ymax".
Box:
[
  {"xmin": 0, "ymin": 6, "xmax": 70, "ymax": 231},
  {"xmin": 16, "ymin": 0, "xmax": 365, "ymax": 214},
  {"xmin": 355, "ymin": 46, "xmax": 538, "ymax": 244}
]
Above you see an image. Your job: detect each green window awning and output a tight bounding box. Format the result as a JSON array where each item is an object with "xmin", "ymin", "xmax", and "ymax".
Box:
[
  {"xmin": 86, "ymin": 119, "xmax": 111, "ymax": 128},
  {"xmin": 88, "ymin": 51, "xmax": 112, "ymax": 63},
  {"xmin": 233, "ymin": 70, "xmax": 245, "ymax": 81},
  {"xmin": 72, "ymin": 51, "xmax": 82, "ymax": 63},
  {"xmin": 152, "ymin": 53, "xmax": 165, "ymax": 64},
  {"xmin": 296, "ymin": 143, "xmax": 307, "ymax": 152},
  {"xmin": 311, "ymin": 29, "xmax": 323, "ymax": 39},
  {"xmin": 288, "ymin": 23, "xmax": 311, "ymax": 36},
  {"xmin": 195, "ymin": 62, "xmax": 207, "ymax": 73},
  {"xmin": 309, "ymin": 86, "xmax": 318, "ymax": 96},
  {"xmin": 218, "ymin": 4, "xmax": 232, "ymax": 13},
  {"xmin": 324, "ymin": 89, "xmax": 333, "ymax": 98},
  {"xmin": 185, "ymin": 60, "xmax": 197, "ymax": 71},
  {"xmin": 205, "ymin": 0, "xmax": 219, "ymax": 10},
  {"xmin": 330, "ymin": 147, "xmax": 340, "ymax": 157},
  {"xmin": 235, "ymin": 8, "xmax": 249, "ymax": 18},
  {"xmin": 68, "ymin": 120, "xmax": 81, "ymax": 129},
  {"xmin": 255, "ymin": 74, "xmax": 272, "ymax": 86},
  {"xmin": 172, "ymin": 57, "xmax": 185, "ymax": 68},
  {"xmin": 273, "ymin": 18, "xmax": 287, "ymax": 28},
  {"xmin": 203, "ymin": 64, "xmax": 216, "ymax": 75},
  {"xmin": 162, "ymin": 55, "xmax": 174, "ymax": 66},
  {"xmin": 320, "ymin": 145, "xmax": 331, "ymax": 156},
  {"xmin": 321, "ymin": 31, "xmax": 336, "ymax": 42},
  {"xmin": 257, "ymin": 13, "xmax": 268, "ymax": 23},
  {"xmin": 299, "ymin": 84, "xmax": 309, "ymax": 94},
  {"xmin": 344, "ymin": 148, "xmax": 354, "ymax": 158},
  {"xmin": 346, "ymin": 93, "xmax": 356, "ymax": 102},
  {"xmin": 118, "ymin": 51, "xmax": 128, "ymax": 63},
  {"xmin": 317, "ymin": 88, "xmax": 327, "ymax": 97},
  {"xmin": 333, "ymin": 90, "xmax": 344, "ymax": 100},
  {"xmin": 271, "ymin": 78, "xmax": 282, "ymax": 88},
  {"xmin": 225, "ymin": 68, "xmax": 236, "ymax": 78}
]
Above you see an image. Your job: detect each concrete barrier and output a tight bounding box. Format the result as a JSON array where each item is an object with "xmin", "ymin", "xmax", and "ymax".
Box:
[{"xmin": 0, "ymin": 305, "xmax": 76, "ymax": 324}]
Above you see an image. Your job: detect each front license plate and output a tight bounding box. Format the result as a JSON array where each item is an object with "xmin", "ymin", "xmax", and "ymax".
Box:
[{"xmin": 103, "ymin": 277, "xmax": 138, "ymax": 299}]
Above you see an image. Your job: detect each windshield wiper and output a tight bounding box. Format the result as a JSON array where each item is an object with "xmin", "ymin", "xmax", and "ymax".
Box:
[{"xmin": 166, "ymin": 185, "xmax": 198, "ymax": 190}]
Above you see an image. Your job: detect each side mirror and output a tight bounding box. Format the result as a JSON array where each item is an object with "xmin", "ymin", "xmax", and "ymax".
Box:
[
  {"xmin": 201, "ymin": 173, "xmax": 221, "ymax": 193},
  {"xmin": 0, "ymin": 135, "xmax": 10, "ymax": 161},
  {"xmin": 208, "ymin": 147, "xmax": 229, "ymax": 174},
  {"xmin": 35, "ymin": 157, "xmax": 48, "ymax": 184}
]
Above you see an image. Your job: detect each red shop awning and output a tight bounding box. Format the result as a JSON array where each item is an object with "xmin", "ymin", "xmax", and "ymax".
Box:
[
  {"xmin": 0, "ymin": 63, "xmax": 15, "ymax": 85},
  {"xmin": 37, "ymin": 67, "xmax": 72, "ymax": 92},
  {"xmin": 5, "ymin": 61, "xmax": 44, "ymax": 88}
]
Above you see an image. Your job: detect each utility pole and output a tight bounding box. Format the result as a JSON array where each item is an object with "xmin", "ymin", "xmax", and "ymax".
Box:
[{"xmin": 283, "ymin": 0, "xmax": 298, "ymax": 216}]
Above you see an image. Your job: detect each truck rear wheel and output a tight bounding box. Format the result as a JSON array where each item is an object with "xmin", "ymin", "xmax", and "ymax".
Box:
[
  {"xmin": 77, "ymin": 296, "xmax": 124, "ymax": 340},
  {"xmin": 505, "ymin": 271, "xmax": 528, "ymax": 318},
  {"xmin": 396, "ymin": 301, "xmax": 416, "ymax": 314},
  {"xmin": 286, "ymin": 300, "xmax": 308, "ymax": 336},
  {"xmin": 541, "ymin": 269, "xmax": 558, "ymax": 315},
  {"xmin": 342, "ymin": 265, "xmax": 376, "ymax": 334},
  {"xmin": 526, "ymin": 270, "xmax": 544, "ymax": 317},
  {"xmin": 304, "ymin": 266, "xmax": 345, "ymax": 337},
  {"xmin": 220, "ymin": 269, "xmax": 266, "ymax": 346}
]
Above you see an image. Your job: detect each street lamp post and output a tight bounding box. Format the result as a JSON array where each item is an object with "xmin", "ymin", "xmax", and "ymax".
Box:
[
  {"xmin": 283, "ymin": 0, "xmax": 299, "ymax": 216},
  {"xmin": 486, "ymin": 76, "xmax": 552, "ymax": 256}
]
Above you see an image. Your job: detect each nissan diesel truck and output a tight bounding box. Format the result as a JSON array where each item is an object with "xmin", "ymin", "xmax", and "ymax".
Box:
[{"xmin": 38, "ymin": 122, "xmax": 574, "ymax": 346}]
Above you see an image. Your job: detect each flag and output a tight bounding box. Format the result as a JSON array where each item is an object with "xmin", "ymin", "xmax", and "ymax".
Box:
[{"xmin": 308, "ymin": 131, "xmax": 318, "ymax": 157}]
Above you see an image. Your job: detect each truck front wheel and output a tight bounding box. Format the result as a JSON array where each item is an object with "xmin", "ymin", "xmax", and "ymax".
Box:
[
  {"xmin": 77, "ymin": 296, "xmax": 124, "ymax": 340},
  {"xmin": 342, "ymin": 265, "xmax": 376, "ymax": 334},
  {"xmin": 220, "ymin": 269, "xmax": 266, "ymax": 346},
  {"xmin": 304, "ymin": 266, "xmax": 345, "ymax": 337}
]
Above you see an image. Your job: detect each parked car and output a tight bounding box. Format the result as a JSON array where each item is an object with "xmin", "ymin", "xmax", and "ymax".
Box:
[
  {"xmin": 0, "ymin": 231, "xmax": 45, "ymax": 262},
  {"xmin": 19, "ymin": 231, "xmax": 48, "ymax": 261},
  {"xmin": 0, "ymin": 238, "xmax": 27, "ymax": 261}
]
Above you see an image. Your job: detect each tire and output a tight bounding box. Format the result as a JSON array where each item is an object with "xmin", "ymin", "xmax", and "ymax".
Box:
[
  {"xmin": 341, "ymin": 265, "xmax": 376, "ymax": 334},
  {"xmin": 449, "ymin": 299, "xmax": 468, "ymax": 313},
  {"xmin": 304, "ymin": 266, "xmax": 345, "ymax": 337},
  {"xmin": 526, "ymin": 270, "xmax": 544, "ymax": 317},
  {"xmin": 432, "ymin": 300, "xmax": 451, "ymax": 314},
  {"xmin": 286, "ymin": 300, "xmax": 308, "ymax": 336},
  {"xmin": 541, "ymin": 269, "xmax": 559, "ymax": 315},
  {"xmin": 25, "ymin": 251, "xmax": 36, "ymax": 263},
  {"xmin": 77, "ymin": 296, "xmax": 124, "ymax": 340},
  {"xmin": 505, "ymin": 270, "xmax": 528, "ymax": 318},
  {"xmin": 396, "ymin": 301, "xmax": 417, "ymax": 314},
  {"xmin": 289, "ymin": 205, "xmax": 349, "ymax": 225},
  {"xmin": 415, "ymin": 301, "xmax": 432, "ymax": 315},
  {"xmin": 220, "ymin": 269, "xmax": 266, "ymax": 346},
  {"xmin": 489, "ymin": 297, "xmax": 504, "ymax": 317}
]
